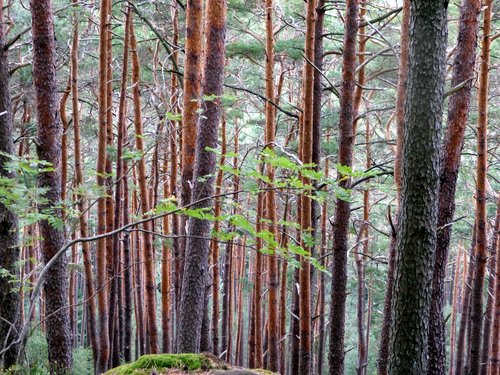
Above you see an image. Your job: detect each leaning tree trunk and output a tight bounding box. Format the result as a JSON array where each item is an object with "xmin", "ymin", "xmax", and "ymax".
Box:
[
  {"xmin": 31, "ymin": 0, "xmax": 73, "ymax": 371},
  {"xmin": 468, "ymin": 1, "xmax": 493, "ymax": 373},
  {"xmin": 427, "ymin": 1, "xmax": 481, "ymax": 373},
  {"xmin": 0, "ymin": 0, "xmax": 20, "ymax": 368},
  {"xmin": 177, "ymin": 0, "xmax": 227, "ymax": 353},
  {"xmin": 388, "ymin": 1, "xmax": 448, "ymax": 374},
  {"xmin": 329, "ymin": 0, "xmax": 359, "ymax": 373}
]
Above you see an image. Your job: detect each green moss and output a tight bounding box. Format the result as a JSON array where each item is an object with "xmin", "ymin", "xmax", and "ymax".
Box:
[{"xmin": 104, "ymin": 354, "xmax": 209, "ymax": 375}]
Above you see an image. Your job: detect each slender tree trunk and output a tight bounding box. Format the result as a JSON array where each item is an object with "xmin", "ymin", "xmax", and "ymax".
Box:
[
  {"xmin": 377, "ymin": 3, "xmax": 409, "ymax": 373},
  {"xmin": 468, "ymin": 2, "xmax": 492, "ymax": 373},
  {"xmin": 455, "ymin": 227, "xmax": 476, "ymax": 375},
  {"xmin": 211, "ymin": 116, "xmax": 227, "ymax": 356},
  {"xmin": 0, "ymin": 0, "xmax": 20, "ymax": 367},
  {"xmin": 31, "ymin": 0, "xmax": 73, "ymax": 370},
  {"xmin": 263, "ymin": 0, "xmax": 279, "ymax": 371},
  {"xmin": 449, "ymin": 245, "xmax": 463, "ymax": 375},
  {"xmin": 96, "ymin": 0, "xmax": 111, "ymax": 370},
  {"xmin": 489, "ymin": 199, "xmax": 500, "ymax": 375},
  {"xmin": 130, "ymin": 20, "xmax": 160, "ymax": 354},
  {"xmin": 177, "ymin": 0, "xmax": 227, "ymax": 352},
  {"xmin": 388, "ymin": 1, "xmax": 448, "ymax": 374},
  {"xmin": 427, "ymin": 1, "xmax": 481, "ymax": 373},
  {"xmin": 481, "ymin": 205, "xmax": 499, "ymax": 372},
  {"xmin": 298, "ymin": 1, "xmax": 316, "ymax": 373},
  {"xmin": 123, "ymin": 158, "xmax": 133, "ymax": 362},
  {"xmin": 328, "ymin": 0, "xmax": 358, "ymax": 373},
  {"xmin": 70, "ymin": 7, "xmax": 100, "ymax": 365},
  {"xmin": 162, "ymin": 147, "xmax": 171, "ymax": 353}
]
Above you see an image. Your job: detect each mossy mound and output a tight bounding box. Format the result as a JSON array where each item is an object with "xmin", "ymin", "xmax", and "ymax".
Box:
[
  {"xmin": 104, "ymin": 353, "xmax": 221, "ymax": 374},
  {"xmin": 104, "ymin": 353, "xmax": 275, "ymax": 375}
]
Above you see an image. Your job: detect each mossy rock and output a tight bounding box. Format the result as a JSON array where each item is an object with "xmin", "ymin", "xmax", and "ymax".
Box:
[
  {"xmin": 104, "ymin": 353, "xmax": 276, "ymax": 375},
  {"xmin": 104, "ymin": 353, "xmax": 221, "ymax": 375}
]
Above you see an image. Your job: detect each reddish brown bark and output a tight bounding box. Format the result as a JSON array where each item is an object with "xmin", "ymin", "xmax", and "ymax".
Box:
[
  {"xmin": 263, "ymin": 0, "xmax": 279, "ymax": 371},
  {"xmin": 130, "ymin": 20, "xmax": 159, "ymax": 354},
  {"xmin": 96, "ymin": 0, "xmax": 111, "ymax": 370},
  {"xmin": 179, "ymin": 0, "xmax": 204, "ymax": 296},
  {"xmin": 329, "ymin": 0, "xmax": 359, "ymax": 373},
  {"xmin": 31, "ymin": 0, "xmax": 73, "ymax": 370},
  {"xmin": 177, "ymin": 0, "xmax": 227, "ymax": 353},
  {"xmin": 468, "ymin": 2, "xmax": 492, "ymax": 372}
]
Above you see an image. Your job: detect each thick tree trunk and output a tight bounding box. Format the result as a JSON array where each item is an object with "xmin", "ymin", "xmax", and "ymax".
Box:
[
  {"xmin": 31, "ymin": 0, "xmax": 73, "ymax": 371},
  {"xmin": 179, "ymin": 0, "xmax": 204, "ymax": 302},
  {"xmin": 427, "ymin": 1, "xmax": 481, "ymax": 373},
  {"xmin": 177, "ymin": 0, "xmax": 227, "ymax": 353},
  {"xmin": 0, "ymin": 0, "xmax": 20, "ymax": 367},
  {"xmin": 388, "ymin": 2, "xmax": 448, "ymax": 373},
  {"xmin": 468, "ymin": 1, "xmax": 492, "ymax": 373},
  {"xmin": 328, "ymin": 0, "xmax": 358, "ymax": 374}
]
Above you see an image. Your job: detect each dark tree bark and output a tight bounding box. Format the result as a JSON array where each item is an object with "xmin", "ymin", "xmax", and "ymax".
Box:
[
  {"xmin": 427, "ymin": 1, "xmax": 481, "ymax": 373},
  {"xmin": 388, "ymin": 1, "xmax": 448, "ymax": 374},
  {"xmin": 177, "ymin": 0, "xmax": 227, "ymax": 353},
  {"xmin": 31, "ymin": 0, "xmax": 73, "ymax": 371},
  {"xmin": 0, "ymin": 0, "xmax": 20, "ymax": 367},
  {"xmin": 328, "ymin": 0, "xmax": 358, "ymax": 373},
  {"xmin": 468, "ymin": 1, "xmax": 493, "ymax": 373}
]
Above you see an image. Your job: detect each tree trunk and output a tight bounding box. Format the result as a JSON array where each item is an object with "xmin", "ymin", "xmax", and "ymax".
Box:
[
  {"xmin": 31, "ymin": 0, "xmax": 73, "ymax": 370},
  {"xmin": 0, "ymin": 0, "xmax": 20, "ymax": 367},
  {"xmin": 70, "ymin": 6, "xmax": 100, "ymax": 365},
  {"xmin": 455, "ymin": 227, "xmax": 476, "ymax": 375},
  {"xmin": 489, "ymin": 199, "xmax": 500, "ymax": 375},
  {"xmin": 179, "ymin": 0, "xmax": 204, "ymax": 302},
  {"xmin": 328, "ymin": 0, "xmax": 358, "ymax": 373},
  {"xmin": 388, "ymin": 1, "xmax": 448, "ymax": 374},
  {"xmin": 449, "ymin": 245, "xmax": 463, "ymax": 375},
  {"xmin": 377, "ymin": 3, "xmax": 409, "ymax": 374},
  {"xmin": 96, "ymin": 0, "xmax": 111, "ymax": 370},
  {"xmin": 263, "ymin": 0, "xmax": 279, "ymax": 371},
  {"xmin": 427, "ymin": 1, "xmax": 481, "ymax": 373},
  {"xmin": 177, "ymin": 0, "xmax": 227, "ymax": 353},
  {"xmin": 130, "ymin": 19, "xmax": 160, "ymax": 354},
  {"xmin": 468, "ymin": 1, "xmax": 492, "ymax": 373}
]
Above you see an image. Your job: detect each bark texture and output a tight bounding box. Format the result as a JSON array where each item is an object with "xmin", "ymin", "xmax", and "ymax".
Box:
[
  {"xmin": 31, "ymin": 0, "xmax": 73, "ymax": 371},
  {"xmin": 427, "ymin": 1, "xmax": 481, "ymax": 373},
  {"xmin": 177, "ymin": 0, "xmax": 227, "ymax": 353},
  {"xmin": 388, "ymin": 1, "xmax": 448, "ymax": 374},
  {"xmin": 328, "ymin": 0, "xmax": 358, "ymax": 373},
  {"xmin": 0, "ymin": 1, "xmax": 20, "ymax": 367}
]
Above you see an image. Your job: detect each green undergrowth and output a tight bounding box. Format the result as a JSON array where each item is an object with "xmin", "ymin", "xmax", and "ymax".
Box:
[{"xmin": 104, "ymin": 353, "xmax": 226, "ymax": 375}]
